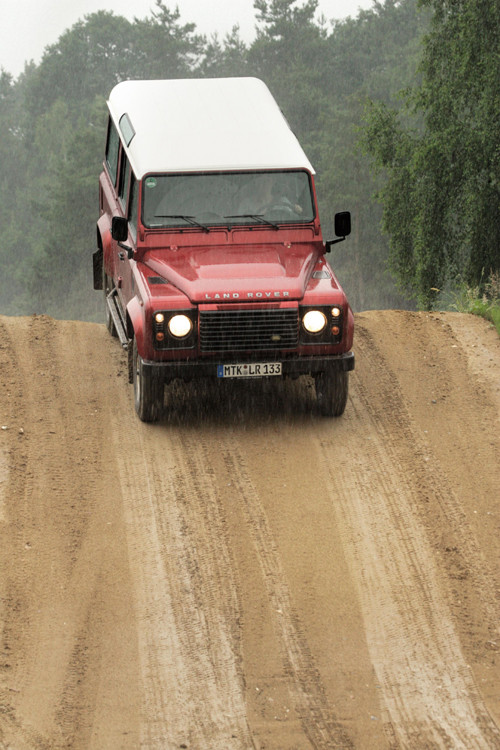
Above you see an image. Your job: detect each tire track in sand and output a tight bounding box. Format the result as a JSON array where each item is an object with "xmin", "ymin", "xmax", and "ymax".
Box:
[
  {"xmin": 198, "ymin": 429, "xmax": 354, "ymax": 750},
  {"xmin": 2, "ymin": 311, "xmax": 499, "ymax": 749},
  {"xmin": 0, "ymin": 315, "xmax": 140, "ymax": 749},
  {"xmin": 110, "ymin": 405, "xmax": 253, "ymax": 749},
  {"xmin": 316, "ymin": 316, "xmax": 500, "ymax": 748}
]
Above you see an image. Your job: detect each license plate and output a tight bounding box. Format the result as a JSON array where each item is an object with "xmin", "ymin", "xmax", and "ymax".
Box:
[{"xmin": 217, "ymin": 362, "xmax": 282, "ymax": 378}]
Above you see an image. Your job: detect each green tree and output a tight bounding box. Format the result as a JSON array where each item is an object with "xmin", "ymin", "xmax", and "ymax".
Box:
[
  {"xmin": 23, "ymin": 12, "xmax": 136, "ymax": 125},
  {"xmin": 199, "ymin": 28, "xmax": 249, "ymax": 77},
  {"xmin": 132, "ymin": 1, "xmax": 206, "ymax": 78},
  {"xmin": 317, "ymin": 0, "xmax": 428, "ymax": 310},
  {"xmin": 363, "ymin": 0, "xmax": 500, "ymax": 308},
  {"xmin": 0, "ymin": 70, "xmax": 35, "ymax": 314},
  {"xmin": 28, "ymin": 96, "xmax": 107, "ymax": 319}
]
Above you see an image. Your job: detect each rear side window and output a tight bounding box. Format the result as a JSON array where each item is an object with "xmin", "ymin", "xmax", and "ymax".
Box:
[
  {"xmin": 128, "ymin": 175, "xmax": 139, "ymax": 240},
  {"xmin": 118, "ymin": 152, "xmax": 131, "ymax": 211},
  {"xmin": 105, "ymin": 119, "xmax": 120, "ymax": 185}
]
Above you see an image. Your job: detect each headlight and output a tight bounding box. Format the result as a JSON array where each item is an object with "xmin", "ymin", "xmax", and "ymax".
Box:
[
  {"xmin": 302, "ymin": 310, "xmax": 327, "ymax": 334},
  {"xmin": 168, "ymin": 314, "xmax": 193, "ymax": 338}
]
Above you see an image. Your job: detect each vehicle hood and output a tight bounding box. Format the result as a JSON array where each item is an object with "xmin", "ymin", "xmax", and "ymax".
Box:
[{"xmin": 143, "ymin": 243, "xmax": 321, "ymax": 303}]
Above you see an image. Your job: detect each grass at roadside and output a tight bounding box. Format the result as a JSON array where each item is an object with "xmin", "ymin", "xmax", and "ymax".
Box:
[
  {"xmin": 443, "ymin": 271, "xmax": 500, "ymax": 336},
  {"xmin": 467, "ymin": 299, "xmax": 500, "ymax": 335}
]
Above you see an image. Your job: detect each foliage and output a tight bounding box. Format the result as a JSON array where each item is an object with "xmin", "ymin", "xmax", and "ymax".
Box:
[
  {"xmin": 0, "ymin": 0, "xmax": 431, "ymax": 320},
  {"xmin": 320, "ymin": 0, "xmax": 429, "ymax": 310},
  {"xmin": 363, "ymin": 0, "xmax": 500, "ymax": 309},
  {"xmin": 29, "ymin": 97, "xmax": 107, "ymax": 319},
  {"xmin": 445, "ymin": 271, "xmax": 500, "ymax": 336}
]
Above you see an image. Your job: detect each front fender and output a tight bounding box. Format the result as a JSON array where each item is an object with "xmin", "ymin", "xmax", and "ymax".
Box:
[
  {"xmin": 125, "ymin": 296, "xmax": 147, "ymax": 384},
  {"xmin": 97, "ymin": 214, "xmax": 113, "ymax": 277},
  {"xmin": 345, "ymin": 307, "xmax": 354, "ymax": 351},
  {"xmin": 127, "ymin": 296, "xmax": 146, "ymax": 355}
]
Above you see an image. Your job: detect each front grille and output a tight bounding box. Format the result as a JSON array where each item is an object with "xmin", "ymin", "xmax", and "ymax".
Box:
[{"xmin": 200, "ymin": 307, "xmax": 298, "ymax": 353}]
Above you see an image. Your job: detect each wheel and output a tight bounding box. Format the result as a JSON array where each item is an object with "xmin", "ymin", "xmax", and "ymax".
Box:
[
  {"xmin": 132, "ymin": 338, "xmax": 164, "ymax": 422},
  {"xmin": 103, "ymin": 269, "xmax": 117, "ymax": 337},
  {"xmin": 315, "ymin": 371, "xmax": 349, "ymax": 417}
]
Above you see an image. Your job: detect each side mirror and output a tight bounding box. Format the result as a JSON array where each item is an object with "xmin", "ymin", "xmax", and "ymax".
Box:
[
  {"xmin": 325, "ymin": 211, "xmax": 351, "ymax": 251},
  {"xmin": 111, "ymin": 216, "xmax": 128, "ymax": 242},
  {"xmin": 334, "ymin": 211, "xmax": 351, "ymax": 238}
]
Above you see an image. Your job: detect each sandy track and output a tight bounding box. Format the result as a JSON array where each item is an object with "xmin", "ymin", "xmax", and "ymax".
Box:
[{"xmin": 0, "ymin": 310, "xmax": 499, "ymax": 749}]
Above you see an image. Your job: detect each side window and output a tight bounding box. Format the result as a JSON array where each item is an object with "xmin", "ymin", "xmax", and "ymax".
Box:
[
  {"xmin": 118, "ymin": 152, "xmax": 131, "ymax": 211},
  {"xmin": 128, "ymin": 175, "xmax": 139, "ymax": 240},
  {"xmin": 105, "ymin": 119, "xmax": 120, "ymax": 185}
]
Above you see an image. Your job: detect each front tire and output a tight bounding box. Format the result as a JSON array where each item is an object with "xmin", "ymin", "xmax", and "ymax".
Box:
[
  {"xmin": 315, "ymin": 371, "xmax": 349, "ymax": 417},
  {"xmin": 132, "ymin": 338, "xmax": 163, "ymax": 422}
]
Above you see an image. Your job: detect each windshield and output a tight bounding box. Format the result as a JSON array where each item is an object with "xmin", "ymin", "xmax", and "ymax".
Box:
[{"xmin": 142, "ymin": 170, "xmax": 315, "ymax": 229}]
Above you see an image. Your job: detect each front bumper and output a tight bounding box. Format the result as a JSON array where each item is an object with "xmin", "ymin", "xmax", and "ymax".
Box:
[{"xmin": 142, "ymin": 352, "xmax": 355, "ymax": 382}]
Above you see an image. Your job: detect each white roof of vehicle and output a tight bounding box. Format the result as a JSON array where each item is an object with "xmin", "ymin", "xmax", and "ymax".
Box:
[{"xmin": 107, "ymin": 77, "xmax": 315, "ymax": 178}]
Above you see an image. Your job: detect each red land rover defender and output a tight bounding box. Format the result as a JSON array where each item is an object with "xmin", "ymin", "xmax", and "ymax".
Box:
[{"xmin": 93, "ymin": 78, "xmax": 354, "ymax": 421}]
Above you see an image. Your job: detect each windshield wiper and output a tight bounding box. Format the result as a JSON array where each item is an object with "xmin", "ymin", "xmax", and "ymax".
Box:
[
  {"xmin": 154, "ymin": 214, "xmax": 210, "ymax": 233},
  {"xmin": 224, "ymin": 214, "xmax": 279, "ymax": 230}
]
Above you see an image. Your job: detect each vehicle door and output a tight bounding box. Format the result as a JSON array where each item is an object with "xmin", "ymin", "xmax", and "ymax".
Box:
[{"xmin": 115, "ymin": 151, "xmax": 137, "ymax": 309}]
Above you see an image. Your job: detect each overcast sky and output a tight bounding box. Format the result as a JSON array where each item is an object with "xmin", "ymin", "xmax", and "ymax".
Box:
[{"xmin": 1, "ymin": 0, "xmax": 374, "ymax": 78}]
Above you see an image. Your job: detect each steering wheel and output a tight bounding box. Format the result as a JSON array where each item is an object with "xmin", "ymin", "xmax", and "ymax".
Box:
[{"xmin": 264, "ymin": 201, "xmax": 297, "ymax": 218}]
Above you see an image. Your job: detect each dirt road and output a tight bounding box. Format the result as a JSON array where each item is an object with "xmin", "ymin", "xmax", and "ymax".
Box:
[{"xmin": 0, "ymin": 310, "xmax": 499, "ymax": 749}]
